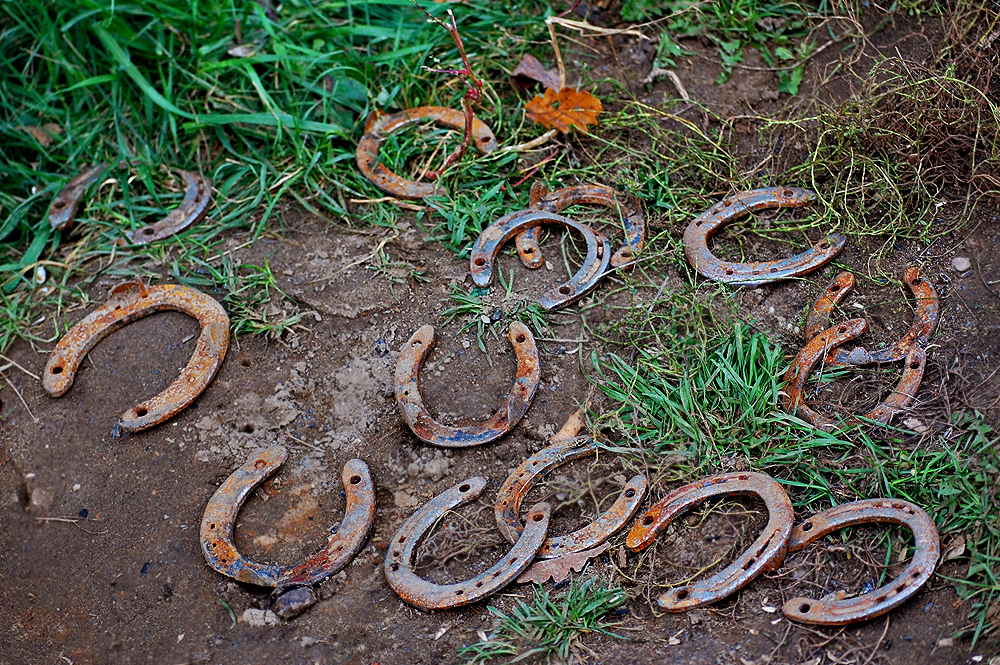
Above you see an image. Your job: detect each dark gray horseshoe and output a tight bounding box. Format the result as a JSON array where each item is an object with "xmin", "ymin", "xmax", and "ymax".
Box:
[
  {"xmin": 49, "ymin": 163, "xmax": 108, "ymax": 231},
  {"xmin": 200, "ymin": 445, "xmax": 375, "ymax": 588},
  {"xmin": 469, "ymin": 210, "xmax": 611, "ymax": 310},
  {"xmin": 125, "ymin": 170, "xmax": 213, "ymax": 245},
  {"xmin": 385, "ymin": 477, "xmax": 551, "ymax": 610}
]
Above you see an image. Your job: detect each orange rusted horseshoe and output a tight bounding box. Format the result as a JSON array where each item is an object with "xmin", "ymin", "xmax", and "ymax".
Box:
[{"xmin": 43, "ymin": 280, "xmax": 230, "ymax": 435}]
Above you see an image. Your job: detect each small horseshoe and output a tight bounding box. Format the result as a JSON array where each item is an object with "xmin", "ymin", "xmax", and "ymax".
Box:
[
  {"xmin": 782, "ymin": 498, "xmax": 939, "ymax": 625},
  {"xmin": 200, "ymin": 445, "xmax": 375, "ymax": 588},
  {"xmin": 43, "ymin": 280, "xmax": 230, "ymax": 435},
  {"xmin": 682, "ymin": 187, "xmax": 846, "ymax": 286},
  {"xmin": 125, "ymin": 170, "xmax": 213, "ymax": 245},
  {"xmin": 385, "ymin": 477, "xmax": 551, "ymax": 610},
  {"xmin": 469, "ymin": 210, "xmax": 612, "ymax": 310},
  {"xmin": 355, "ymin": 106, "xmax": 498, "ymax": 200},
  {"xmin": 804, "ymin": 271, "xmax": 856, "ymax": 342},
  {"xmin": 394, "ymin": 323, "xmax": 540, "ymax": 447},
  {"xmin": 514, "ymin": 182, "xmax": 645, "ymax": 269},
  {"xmin": 807, "ymin": 268, "xmax": 939, "ymax": 366},
  {"xmin": 495, "ymin": 436, "xmax": 648, "ymax": 558},
  {"xmin": 49, "ymin": 163, "xmax": 108, "ymax": 231},
  {"xmin": 626, "ymin": 472, "xmax": 793, "ymax": 611},
  {"xmin": 783, "ymin": 320, "xmax": 926, "ymax": 430}
]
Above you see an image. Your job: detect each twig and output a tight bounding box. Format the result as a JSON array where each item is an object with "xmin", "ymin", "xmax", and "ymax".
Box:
[
  {"xmin": 0, "ymin": 354, "xmax": 40, "ymax": 380},
  {"xmin": 546, "ymin": 16, "xmax": 650, "ymax": 41},
  {"xmin": 498, "ymin": 128, "xmax": 559, "ymax": 154},
  {"xmin": 546, "ymin": 18, "xmax": 568, "ymax": 90},
  {"xmin": 283, "ymin": 431, "xmax": 325, "ymax": 453},
  {"xmin": 1, "ymin": 370, "xmax": 37, "ymax": 423},
  {"xmin": 860, "ymin": 616, "xmax": 891, "ymax": 665}
]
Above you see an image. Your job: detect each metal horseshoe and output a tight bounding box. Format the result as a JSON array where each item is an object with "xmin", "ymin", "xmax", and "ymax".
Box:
[
  {"xmin": 125, "ymin": 170, "xmax": 213, "ymax": 245},
  {"xmin": 514, "ymin": 182, "xmax": 645, "ymax": 269},
  {"xmin": 43, "ymin": 280, "xmax": 230, "ymax": 435},
  {"xmin": 782, "ymin": 498, "xmax": 940, "ymax": 626},
  {"xmin": 355, "ymin": 106, "xmax": 498, "ymax": 200},
  {"xmin": 683, "ymin": 187, "xmax": 846, "ymax": 286},
  {"xmin": 200, "ymin": 445, "xmax": 375, "ymax": 589},
  {"xmin": 495, "ymin": 436, "xmax": 647, "ymax": 558},
  {"xmin": 385, "ymin": 477, "xmax": 551, "ymax": 610},
  {"xmin": 470, "ymin": 210, "xmax": 612, "ymax": 310},
  {"xmin": 783, "ymin": 319, "xmax": 926, "ymax": 430},
  {"xmin": 394, "ymin": 322, "xmax": 540, "ymax": 447},
  {"xmin": 49, "ymin": 163, "xmax": 108, "ymax": 231},
  {"xmin": 626, "ymin": 472, "xmax": 794, "ymax": 611},
  {"xmin": 806, "ymin": 268, "xmax": 939, "ymax": 366}
]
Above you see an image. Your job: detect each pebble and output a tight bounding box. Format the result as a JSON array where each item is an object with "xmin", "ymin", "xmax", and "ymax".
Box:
[
  {"xmin": 272, "ymin": 587, "xmax": 317, "ymax": 620},
  {"xmin": 952, "ymin": 256, "xmax": 971, "ymax": 272},
  {"xmin": 241, "ymin": 608, "xmax": 279, "ymax": 627}
]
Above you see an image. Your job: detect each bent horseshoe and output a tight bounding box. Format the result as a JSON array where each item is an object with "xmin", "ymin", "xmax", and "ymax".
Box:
[
  {"xmin": 514, "ymin": 182, "xmax": 645, "ymax": 269},
  {"xmin": 683, "ymin": 187, "xmax": 846, "ymax": 286},
  {"xmin": 200, "ymin": 445, "xmax": 375, "ymax": 588},
  {"xmin": 49, "ymin": 163, "xmax": 108, "ymax": 231},
  {"xmin": 385, "ymin": 477, "xmax": 551, "ymax": 610},
  {"xmin": 804, "ymin": 271, "xmax": 856, "ymax": 342},
  {"xmin": 782, "ymin": 498, "xmax": 940, "ymax": 625},
  {"xmin": 470, "ymin": 210, "xmax": 612, "ymax": 310},
  {"xmin": 395, "ymin": 323, "xmax": 540, "ymax": 447},
  {"xmin": 125, "ymin": 170, "xmax": 213, "ymax": 245},
  {"xmin": 43, "ymin": 280, "xmax": 230, "ymax": 435},
  {"xmin": 496, "ymin": 436, "xmax": 647, "ymax": 558},
  {"xmin": 356, "ymin": 106, "xmax": 498, "ymax": 200},
  {"xmin": 626, "ymin": 472, "xmax": 794, "ymax": 611}
]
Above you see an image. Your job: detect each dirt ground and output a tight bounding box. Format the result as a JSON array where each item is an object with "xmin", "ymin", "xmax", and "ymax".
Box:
[{"xmin": 2, "ymin": 6, "xmax": 999, "ymax": 665}]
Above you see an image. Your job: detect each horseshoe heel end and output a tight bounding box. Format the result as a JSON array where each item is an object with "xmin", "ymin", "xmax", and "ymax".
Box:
[
  {"xmin": 42, "ymin": 356, "xmax": 75, "ymax": 396},
  {"xmin": 515, "ymin": 227, "xmax": 545, "ymax": 269}
]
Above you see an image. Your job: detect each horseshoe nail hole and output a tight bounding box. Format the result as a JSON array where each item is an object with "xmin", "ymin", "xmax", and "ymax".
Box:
[
  {"xmin": 524, "ymin": 248, "xmax": 534, "ymax": 254},
  {"xmin": 142, "ymin": 227, "xmax": 156, "ymax": 235},
  {"xmin": 912, "ymin": 570, "xmax": 921, "ymax": 577},
  {"xmin": 350, "ymin": 475, "xmax": 362, "ymax": 485},
  {"xmin": 50, "ymin": 366, "xmax": 63, "ymax": 374},
  {"xmin": 558, "ymin": 286, "xmax": 571, "ymax": 295},
  {"xmin": 912, "ymin": 278, "xmax": 922, "ymax": 285},
  {"xmin": 455, "ymin": 590, "xmax": 464, "ymax": 596},
  {"xmin": 53, "ymin": 201, "xmax": 66, "ymax": 209},
  {"xmin": 910, "ymin": 361, "xmax": 921, "ymax": 369},
  {"xmin": 411, "ymin": 339, "xmax": 422, "ymax": 347},
  {"xmin": 830, "ymin": 284, "xmax": 840, "ymax": 292},
  {"xmin": 403, "ymin": 390, "xmax": 409, "ymax": 396},
  {"xmin": 724, "ymin": 269, "xmax": 734, "ymax": 275},
  {"xmin": 675, "ymin": 589, "xmax": 689, "ymax": 600},
  {"xmin": 459, "ymin": 484, "xmax": 471, "ymax": 493},
  {"xmin": 474, "ymin": 257, "xmax": 486, "ymax": 267},
  {"xmin": 475, "ymin": 581, "xmax": 483, "ymax": 588},
  {"xmin": 769, "ymin": 267, "xmax": 777, "ymax": 273},
  {"xmin": 209, "ymin": 524, "xmax": 216, "ymax": 530},
  {"xmin": 515, "ymin": 334, "xmax": 526, "ymax": 343},
  {"xmin": 136, "ymin": 408, "xmax": 148, "ymax": 417},
  {"xmin": 625, "ymin": 489, "xmax": 636, "ymax": 498},
  {"xmin": 801, "ymin": 522, "xmax": 813, "ymax": 532},
  {"xmin": 818, "ymin": 242, "xmax": 829, "ymax": 249},
  {"xmin": 695, "ymin": 221, "xmax": 703, "ymax": 226},
  {"xmin": 114, "ymin": 305, "xmax": 122, "ymax": 310},
  {"xmin": 799, "ymin": 603, "xmax": 811, "ymax": 613},
  {"xmin": 531, "ymin": 513, "xmax": 544, "ymax": 522},
  {"xmin": 837, "ymin": 325, "xmax": 847, "ymax": 333},
  {"xmin": 254, "ymin": 459, "xmax": 267, "ymax": 469},
  {"xmin": 782, "ymin": 189, "xmax": 794, "ymax": 197},
  {"xmin": 390, "ymin": 563, "xmax": 399, "ymax": 571},
  {"xmin": 643, "ymin": 516, "xmax": 654, "ymax": 526}
]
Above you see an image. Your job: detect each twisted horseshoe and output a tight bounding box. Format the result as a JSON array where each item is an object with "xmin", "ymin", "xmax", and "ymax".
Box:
[
  {"xmin": 49, "ymin": 163, "xmax": 108, "ymax": 231},
  {"xmin": 200, "ymin": 445, "xmax": 375, "ymax": 589},
  {"xmin": 495, "ymin": 436, "xmax": 648, "ymax": 558},
  {"xmin": 806, "ymin": 268, "xmax": 939, "ymax": 366},
  {"xmin": 470, "ymin": 210, "xmax": 612, "ymax": 310},
  {"xmin": 626, "ymin": 472, "xmax": 794, "ymax": 611},
  {"xmin": 394, "ymin": 323, "xmax": 540, "ymax": 447},
  {"xmin": 355, "ymin": 106, "xmax": 498, "ymax": 200},
  {"xmin": 514, "ymin": 182, "xmax": 645, "ymax": 269},
  {"xmin": 783, "ymin": 320, "xmax": 926, "ymax": 429},
  {"xmin": 782, "ymin": 498, "xmax": 940, "ymax": 626},
  {"xmin": 125, "ymin": 170, "xmax": 213, "ymax": 245},
  {"xmin": 43, "ymin": 280, "xmax": 230, "ymax": 435},
  {"xmin": 683, "ymin": 187, "xmax": 846, "ymax": 286},
  {"xmin": 385, "ymin": 477, "xmax": 551, "ymax": 610}
]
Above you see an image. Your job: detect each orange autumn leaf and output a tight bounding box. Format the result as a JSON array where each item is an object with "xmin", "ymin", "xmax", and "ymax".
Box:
[{"xmin": 525, "ymin": 87, "xmax": 602, "ymax": 134}]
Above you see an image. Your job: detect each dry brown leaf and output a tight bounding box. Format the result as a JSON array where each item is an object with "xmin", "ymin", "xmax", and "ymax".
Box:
[
  {"xmin": 516, "ymin": 542, "xmax": 611, "ymax": 585},
  {"xmin": 19, "ymin": 123, "xmax": 63, "ymax": 147},
  {"xmin": 511, "ymin": 54, "xmax": 561, "ymax": 91},
  {"xmin": 525, "ymin": 87, "xmax": 602, "ymax": 134}
]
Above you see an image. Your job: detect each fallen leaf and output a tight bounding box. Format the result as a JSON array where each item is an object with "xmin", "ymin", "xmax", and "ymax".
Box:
[
  {"xmin": 512, "ymin": 54, "xmax": 561, "ymax": 91},
  {"xmin": 940, "ymin": 534, "xmax": 966, "ymax": 564},
  {"xmin": 19, "ymin": 123, "xmax": 63, "ymax": 147},
  {"xmin": 227, "ymin": 45, "xmax": 257, "ymax": 58},
  {"xmin": 516, "ymin": 542, "xmax": 611, "ymax": 584},
  {"xmin": 525, "ymin": 87, "xmax": 602, "ymax": 134}
]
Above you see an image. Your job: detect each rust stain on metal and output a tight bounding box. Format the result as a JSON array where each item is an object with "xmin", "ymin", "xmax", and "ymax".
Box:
[
  {"xmin": 355, "ymin": 106, "xmax": 497, "ymax": 200},
  {"xmin": 782, "ymin": 498, "xmax": 939, "ymax": 626},
  {"xmin": 516, "ymin": 542, "xmax": 612, "ymax": 585},
  {"xmin": 200, "ymin": 446, "xmax": 375, "ymax": 588},
  {"xmin": 125, "ymin": 170, "xmax": 213, "ymax": 245},
  {"xmin": 43, "ymin": 280, "xmax": 230, "ymax": 435},
  {"xmin": 626, "ymin": 471, "xmax": 794, "ymax": 612},
  {"xmin": 49, "ymin": 163, "xmax": 107, "ymax": 231},
  {"xmin": 394, "ymin": 322, "xmax": 540, "ymax": 447},
  {"xmin": 805, "ymin": 271, "xmax": 855, "ymax": 342},
  {"xmin": 385, "ymin": 477, "xmax": 550, "ymax": 610},
  {"xmin": 469, "ymin": 210, "xmax": 611, "ymax": 310},
  {"xmin": 683, "ymin": 187, "xmax": 846, "ymax": 286}
]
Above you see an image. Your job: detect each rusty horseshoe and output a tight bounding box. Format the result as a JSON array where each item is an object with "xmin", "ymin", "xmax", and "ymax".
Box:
[
  {"xmin": 200, "ymin": 445, "xmax": 375, "ymax": 590},
  {"xmin": 385, "ymin": 477, "xmax": 551, "ymax": 610},
  {"xmin": 683, "ymin": 187, "xmax": 846, "ymax": 286},
  {"xmin": 514, "ymin": 182, "xmax": 645, "ymax": 270},
  {"xmin": 627, "ymin": 472, "xmax": 794, "ymax": 611},
  {"xmin": 804, "ymin": 271, "xmax": 856, "ymax": 342},
  {"xmin": 49, "ymin": 163, "xmax": 108, "ymax": 231},
  {"xmin": 43, "ymin": 280, "xmax": 230, "ymax": 435},
  {"xmin": 355, "ymin": 106, "xmax": 498, "ymax": 200},
  {"xmin": 395, "ymin": 323, "xmax": 540, "ymax": 447},
  {"xmin": 125, "ymin": 170, "xmax": 213, "ymax": 245},
  {"xmin": 782, "ymin": 498, "xmax": 940, "ymax": 625},
  {"xmin": 496, "ymin": 435, "xmax": 648, "ymax": 558},
  {"xmin": 470, "ymin": 210, "xmax": 612, "ymax": 310}
]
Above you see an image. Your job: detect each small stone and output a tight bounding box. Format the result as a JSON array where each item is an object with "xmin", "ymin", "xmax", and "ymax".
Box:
[
  {"xmin": 272, "ymin": 587, "xmax": 317, "ymax": 620},
  {"xmin": 952, "ymin": 257, "xmax": 971, "ymax": 272},
  {"xmin": 936, "ymin": 637, "xmax": 954, "ymax": 648},
  {"xmin": 301, "ymin": 636, "xmax": 318, "ymax": 648},
  {"xmin": 241, "ymin": 608, "xmax": 279, "ymax": 627}
]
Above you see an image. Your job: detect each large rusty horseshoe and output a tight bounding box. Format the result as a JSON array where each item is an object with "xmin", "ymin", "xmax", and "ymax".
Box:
[
  {"xmin": 385, "ymin": 477, "xmax": 551, "ymax": 610},
  {"xmin": 782, "ymin": 498, "xmax": 940, "ymax": 626},
  {"xmin": 200, "ymin": 445, "xmax": 375, "ymax": 589},
  {"xmin": 626, "ymin": 472, "xmax": 794, "ymax": 611},
  {"xmin": 514, "ymin": 182, "xmax": 645, "ymax": 270},
  {"xmin": 495, "ymin": 436, "xmax": 648, "ymax": 558},
  {"xmin": 43, "ymin": 280, "xmax": 230, "ymax": 435},
  {"xmin": 469, "ymin": 210, "xmax": 612, "ymax": 310},
  {"xmin": 125, "ymin": 170, "xmax": 213, "ymax": 245},
  {"xmin": 683, "ymin": 187, "xmax": 846, "ymax": 286},
  {"xmin": 49, "ymin": 163, "xmax": 108, "ymax": 231},
  {"xmin": 355, "ymin": 106, "xmax": 498, "ymax": 200},
  {"xmin": 394, "ymin": 323, "xmax": 540, "ymax": 447}
]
